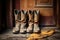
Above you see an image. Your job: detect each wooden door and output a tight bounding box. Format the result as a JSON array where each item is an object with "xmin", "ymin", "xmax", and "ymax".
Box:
[{"xmin": 20, "ymin": 0, "xmax": 57, "ymax": 27}]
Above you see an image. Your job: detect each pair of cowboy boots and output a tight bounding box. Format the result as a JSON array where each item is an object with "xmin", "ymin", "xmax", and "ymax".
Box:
[
  {"xmin": 13, "ymin": 10, "xmax": 40, "ymax": 34},
  {"xmin": 13, "ymin": 10, "xmax": 27, "ymax": 34},
  {"xmin": 27, "ymin": 10, "xmax": 40, "ymax": 33}
]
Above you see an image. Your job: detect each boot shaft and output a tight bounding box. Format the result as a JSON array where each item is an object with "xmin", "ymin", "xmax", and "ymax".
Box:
[
  {"xmin": 21, "ymin": 10, "xmax": 27, "ymax": 23},
  {"xmin": 33, "ymin": 10, "xmax": 40, "ymax": 23},
  {"xmin": 14, "ymin": 9, "xmax": 21, "ymax": 21},
  {"xmin": 28, "ymin": 10, "xmax": 34, "ymax": 22}
]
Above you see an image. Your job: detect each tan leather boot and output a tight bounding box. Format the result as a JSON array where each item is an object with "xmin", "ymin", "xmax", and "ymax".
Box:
[
  {"xmin": 20, "ymin": 10, "xmax": 27, "ymax": 33},
  {"xmin": 27, "ymin": 10, "xmax": 34, "ymax": 33},
  {"xmin": 13, "ymin": 9, "xmax": 20, "ymax": 34},
  {"xmin": 33, "ymin": 10, "xmax": 40, "ymax": 33}
]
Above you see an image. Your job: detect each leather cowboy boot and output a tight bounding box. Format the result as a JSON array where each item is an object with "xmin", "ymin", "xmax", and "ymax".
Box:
[
  {"xmin": 33, "ymin": 10, "xmax": 40, "ymax": 33},
  {"xmin": 20, "ymin": 10, "xmax": 27, "ymax": 33},
  {"xmin": 13, "ymin": 9, "xmax": 20, "ymax": 34},
  {"xmin": 27, "ymin": 10, "xmax": 34, "ymax": 33}
]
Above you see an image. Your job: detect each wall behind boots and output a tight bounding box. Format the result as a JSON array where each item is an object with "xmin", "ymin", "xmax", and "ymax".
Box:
[
  {"xmin": 20, "ymin": 0, "xmax": 53, "ymax": 16},
  {"xmin": 20, "ymin": 0, "xmax": 56, "ymax": 26}
]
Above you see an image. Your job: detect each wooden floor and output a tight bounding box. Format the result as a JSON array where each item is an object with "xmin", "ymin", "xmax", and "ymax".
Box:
[{"xmin": 0, "ymin": 27, "xmax": 60, "ymax": 40}]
